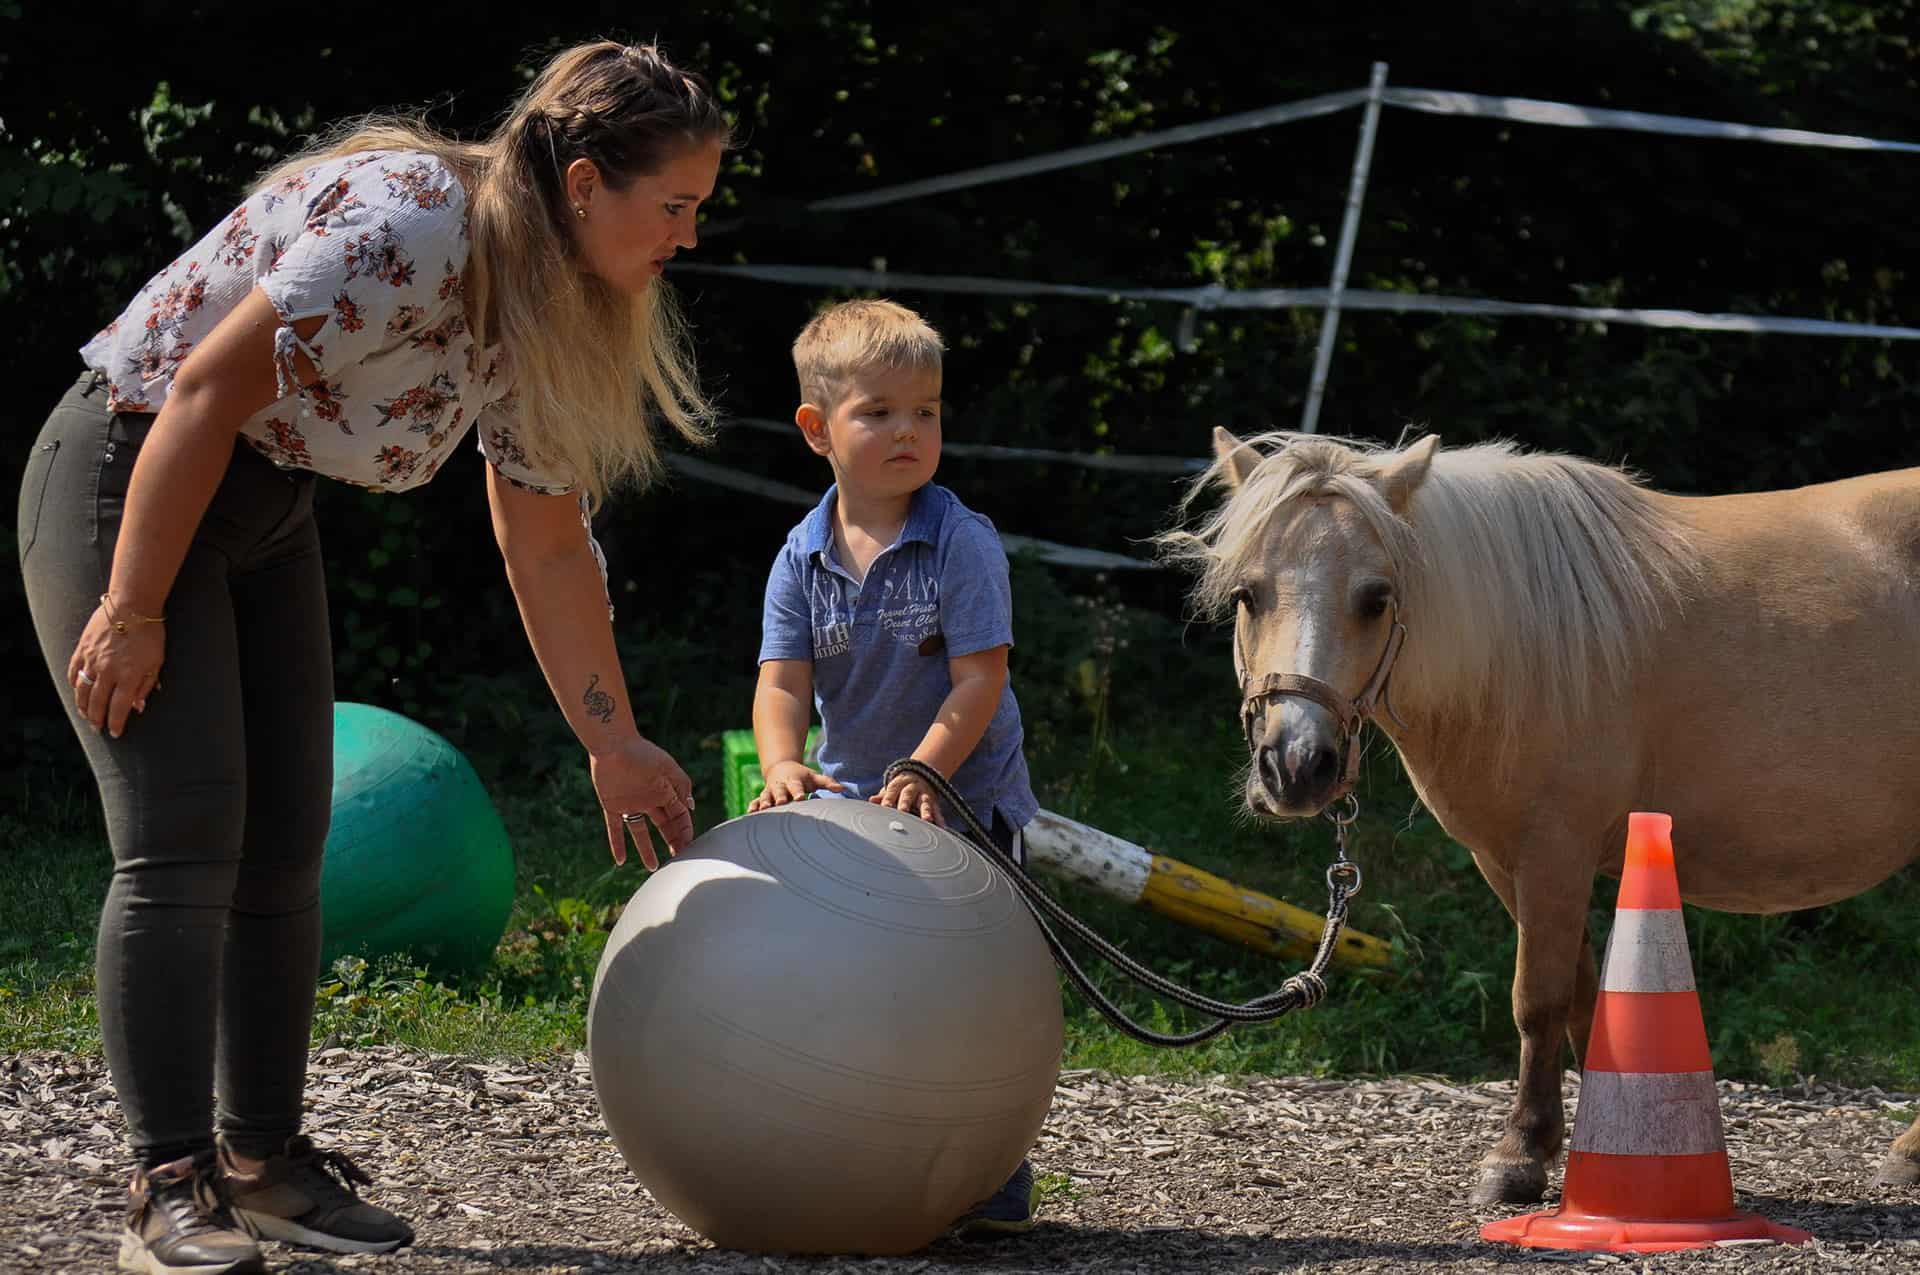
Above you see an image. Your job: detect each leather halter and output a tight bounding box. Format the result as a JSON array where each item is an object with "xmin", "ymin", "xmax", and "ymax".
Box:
[{"xmin": 1238, "ymin": 607, "xmax": 1408, "ymax": 798}]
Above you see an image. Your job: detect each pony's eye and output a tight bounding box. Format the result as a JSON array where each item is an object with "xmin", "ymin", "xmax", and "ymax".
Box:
[
  {"xmin": 1356, "ymin": 583, "xmax": 1393, "ymax": 619},
  {"xmin": 1229, "ymin": 585, "xmax": 1254, "ymax": 611}
]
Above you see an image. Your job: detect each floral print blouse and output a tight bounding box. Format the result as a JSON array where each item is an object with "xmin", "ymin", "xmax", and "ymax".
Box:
[{"xmin": 80, "ymin": 149, "xmax": 571, "ymax": 497}]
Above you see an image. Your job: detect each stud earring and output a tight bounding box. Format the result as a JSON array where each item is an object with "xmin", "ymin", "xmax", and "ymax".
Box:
[{"xmin": 574, "ymin": 206, "xmax": 587, "ymax": 220}]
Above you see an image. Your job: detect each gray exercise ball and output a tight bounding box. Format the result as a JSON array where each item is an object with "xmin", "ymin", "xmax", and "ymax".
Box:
[{"xmin": 587, "ymin": 799, "xmax": 1063, "ymax": 1255}]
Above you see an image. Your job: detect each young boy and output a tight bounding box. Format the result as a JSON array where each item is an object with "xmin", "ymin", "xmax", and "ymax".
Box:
[{"xmin": 749, "ymin": 298, "xmax": 1042, "ymax": 1234}]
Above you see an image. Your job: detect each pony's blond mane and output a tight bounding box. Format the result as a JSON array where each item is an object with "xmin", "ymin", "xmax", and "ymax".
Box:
[{"xmin": 1159, "ymin": 432, "xmax": 1700, "ymax": 741}]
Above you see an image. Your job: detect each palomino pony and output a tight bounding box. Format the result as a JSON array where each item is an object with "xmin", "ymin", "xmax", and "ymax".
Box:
[{"xmin": 1162, "ymin": 426, "xmax": 1920, "ymax": 1203}]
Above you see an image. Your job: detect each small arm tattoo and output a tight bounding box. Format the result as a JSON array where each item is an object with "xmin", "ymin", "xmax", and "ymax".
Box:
[{"xmin": 582, "ymin": 672, "xmax": 615, "ymax": 724}]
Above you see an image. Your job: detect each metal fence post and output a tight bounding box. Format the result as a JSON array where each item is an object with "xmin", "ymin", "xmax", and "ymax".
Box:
[{"xmin": 1300, "ymin": 61, "xmax": 1389, "ymax": 434}]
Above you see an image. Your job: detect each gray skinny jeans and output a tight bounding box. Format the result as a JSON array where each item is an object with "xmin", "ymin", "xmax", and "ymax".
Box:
[{"xmin": 18, "ymin": 370, "xmax": 333, "ymax": 1166}]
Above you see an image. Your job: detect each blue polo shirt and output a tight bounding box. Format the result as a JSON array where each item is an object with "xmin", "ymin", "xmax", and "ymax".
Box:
[{"xmin": 758, "ymin": 482, "xmax": 1038, "ymax": 833}]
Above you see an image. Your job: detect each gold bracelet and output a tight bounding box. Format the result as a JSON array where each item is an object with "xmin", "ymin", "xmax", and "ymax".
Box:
[{"xmin": 101, "ymin": 594, "xmax": 165, "ymax": 635}]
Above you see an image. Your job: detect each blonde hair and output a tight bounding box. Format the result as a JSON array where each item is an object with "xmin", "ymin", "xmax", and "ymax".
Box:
[
  {"xmin": 792, "ymin": 299, "xmax": 945, "ymax": 410},
  {"xmin": 252, "ymin": 40, "xmax": 734, "ymax": 509}
]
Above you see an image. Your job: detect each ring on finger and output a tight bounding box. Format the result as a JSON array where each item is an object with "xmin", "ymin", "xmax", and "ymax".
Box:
[
  {"xmin": 77, "ymin": 670, "xmax": 96, "ymax": 687},
  {"xmin": 621, "ymin": 812, "xmax": 647, "ymax": 825}
]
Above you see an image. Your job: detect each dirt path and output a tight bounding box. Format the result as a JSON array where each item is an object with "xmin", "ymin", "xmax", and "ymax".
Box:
[{"xmin": 5, "ymin": 1048, "xmax": 1915, "ymax": 1273}]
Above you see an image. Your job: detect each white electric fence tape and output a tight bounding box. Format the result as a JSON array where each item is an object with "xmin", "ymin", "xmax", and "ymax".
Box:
[
  {"xmin": 723, "ymin": 417, "xmax": 1206, "ymax": 475},
  {"xmin": 664, "ymin": 454, "xmax": 1158, "ymax": 571},
  {"xmin": 673, "ymin": 264, "xmax": 1920, "ymax": 344},
  {"xmin": 1381, "ymin": 87, "xmax": 1920, "ymax": 154}
]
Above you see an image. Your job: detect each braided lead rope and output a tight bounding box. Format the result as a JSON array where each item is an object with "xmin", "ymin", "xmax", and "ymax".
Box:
[{"xmin": 880, "ymin": 759, "xmax": 1359, "ymax": 1047}]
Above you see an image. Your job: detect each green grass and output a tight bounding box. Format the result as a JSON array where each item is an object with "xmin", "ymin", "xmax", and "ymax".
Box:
[
  {"xmin": 0, "ymin": 785, "xmax": 109, "ymax": 1053},
  {"xmin": 1034, "ymin": 1170, "xmax": 1081, "ymax": 1204},
  {"xmin": 5, "ymin": 583, "xmax": 1919, "ymax": 1094}
]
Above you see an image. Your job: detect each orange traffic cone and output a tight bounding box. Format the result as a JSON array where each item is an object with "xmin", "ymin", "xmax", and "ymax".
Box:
[{"xmin": 1481, "ymin": 812, "xmax": 1811, "ymax": 1252}]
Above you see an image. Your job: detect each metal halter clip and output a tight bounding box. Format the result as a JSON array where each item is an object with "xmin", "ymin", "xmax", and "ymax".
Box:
[{"xmin": 1324, "ymin": 794, "xmax": 1363, "ymax": 896}]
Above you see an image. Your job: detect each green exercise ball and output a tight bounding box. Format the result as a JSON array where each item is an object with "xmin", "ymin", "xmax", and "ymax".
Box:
[{"xmin": 320, "ymin": 702, "xmax": 514, "ymax": 972}]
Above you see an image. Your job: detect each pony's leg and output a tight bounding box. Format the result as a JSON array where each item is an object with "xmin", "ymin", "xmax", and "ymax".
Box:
[
  {"xmin": 1566, "ymin": 925, "xmax": 1598, "ymax": 1069},
  {"xmin": 1877, "ymin": 1114, "xmax": 1920, "ymax": 1187},
  {"xmin": 1470, "ymin": 858, "xmax": 1592, "ymax": 1206}
]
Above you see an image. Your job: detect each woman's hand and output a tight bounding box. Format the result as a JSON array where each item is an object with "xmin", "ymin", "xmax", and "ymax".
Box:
[
  {"xmin": 748, "ymin": 760, "xmax": 844, "ymax": 813},
  {"xmin": 62, "ymin": 290, "xmax": 303, "ymax": 743},
  {"xmin": 68, "ymin": 599, "xmax": 164, "ymax": 739},
  {"xmin": 868, "ymin": 773, "xmax": 945, "ymax": 828},
  {"xmin": 591, "ymin": 736, "xmax": 695, "ymax": 869}
]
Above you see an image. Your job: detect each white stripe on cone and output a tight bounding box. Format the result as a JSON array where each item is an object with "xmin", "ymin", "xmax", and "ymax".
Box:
[
  {"xmin": 1599, "ymin": 908, "xmax": 1696, "ymax": 993},
  {"xmin": 1569, "ymin": 1071, "xmax": 1727, "ymax": 1156}
]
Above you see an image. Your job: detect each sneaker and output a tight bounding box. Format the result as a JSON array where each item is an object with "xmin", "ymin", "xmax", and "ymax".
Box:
[
  {"xmin": 954, "ymin": 1158, "xmax": 1038, "ymax": 1236},
  {"xmin": 218, "ymin": 1135, "xmax": 413, "ymax": 1254},
  {"xmin": 119, "ymin": 1151, "xmax": 265, "ymax": 1275}
]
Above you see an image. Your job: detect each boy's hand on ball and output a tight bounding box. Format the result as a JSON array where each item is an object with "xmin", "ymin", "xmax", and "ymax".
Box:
[
  {"xmin": 750, "ymin": 761, "xmax": 844, "ymax": 812},
  {"xmin": 870, "ymin": 775, "xmax": 945, "ymax": 828},
  {"xmin": 593, "ymin": 737, "xmax": 696, "ymax": 869}
]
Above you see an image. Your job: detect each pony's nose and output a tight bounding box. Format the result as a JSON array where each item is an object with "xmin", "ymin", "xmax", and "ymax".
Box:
[
  {"xmin": 1284, "ymin": 736, "xmax": 1339, "ymax": 795},
  {"xmin": 1256, "ymin": 743, "xmax": 1287, "ymax": 801},
  {"xmin": 1252, "ymin": 732, "xmax": 1341, "ymax": 813}
]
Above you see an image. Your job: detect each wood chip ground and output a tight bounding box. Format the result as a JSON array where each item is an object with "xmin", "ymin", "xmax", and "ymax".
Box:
[{"xmin": 4, "ymin": 1049, "xmax": 1915, "ymax": 1273}]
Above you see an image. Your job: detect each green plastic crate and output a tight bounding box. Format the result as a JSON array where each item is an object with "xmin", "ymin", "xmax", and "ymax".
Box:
[{"xmin": 721, "ymin": 727, "xmax": 821, "ymax": 819}]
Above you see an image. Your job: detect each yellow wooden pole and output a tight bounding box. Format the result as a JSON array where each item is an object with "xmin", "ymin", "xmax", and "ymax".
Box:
[
  {"xmin": 1022, "ymin": 810, "xmax": 1392, "ymax": 970},
  {"xmin": 1138, "ymin": 853, "xmax": 1391, "ymax": 968}
]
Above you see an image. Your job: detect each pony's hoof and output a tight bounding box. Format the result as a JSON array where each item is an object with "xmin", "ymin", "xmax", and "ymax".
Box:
[
  {"xmin": 1470, "ymin": 1158, "xmax": 1548, "ymax": 1206},
  {"xmin": 1873, "ymin": 1151, "xmax": 1919, "ymax": 1188}
]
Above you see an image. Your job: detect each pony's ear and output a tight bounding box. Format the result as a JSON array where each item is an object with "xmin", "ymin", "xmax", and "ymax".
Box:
[
  {"xmin": 1379, "ymin": 433, "xmax": 1440, "ymax": 513},
  {"xmin": 1212, "ymin": 427, "xmax": 1263, "ymax": 489}
]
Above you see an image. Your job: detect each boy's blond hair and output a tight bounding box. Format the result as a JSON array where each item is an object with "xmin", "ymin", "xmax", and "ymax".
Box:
[{"xmin": 792, "ymin": 299, "xmax": 945, "ymax": 411}]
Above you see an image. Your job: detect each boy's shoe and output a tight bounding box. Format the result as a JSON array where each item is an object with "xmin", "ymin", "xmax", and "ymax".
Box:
[
  {"xmin": 218, "ymin": 1134, "xmax": 413, "ymax": 1254},
  {"xmin": 954, "ymin": 1158, "xmax": 1038, "ymax": 1236},
  {"xmin": 119, "ymin": 1151, "xmax": 266, "ymax": 1275}
]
